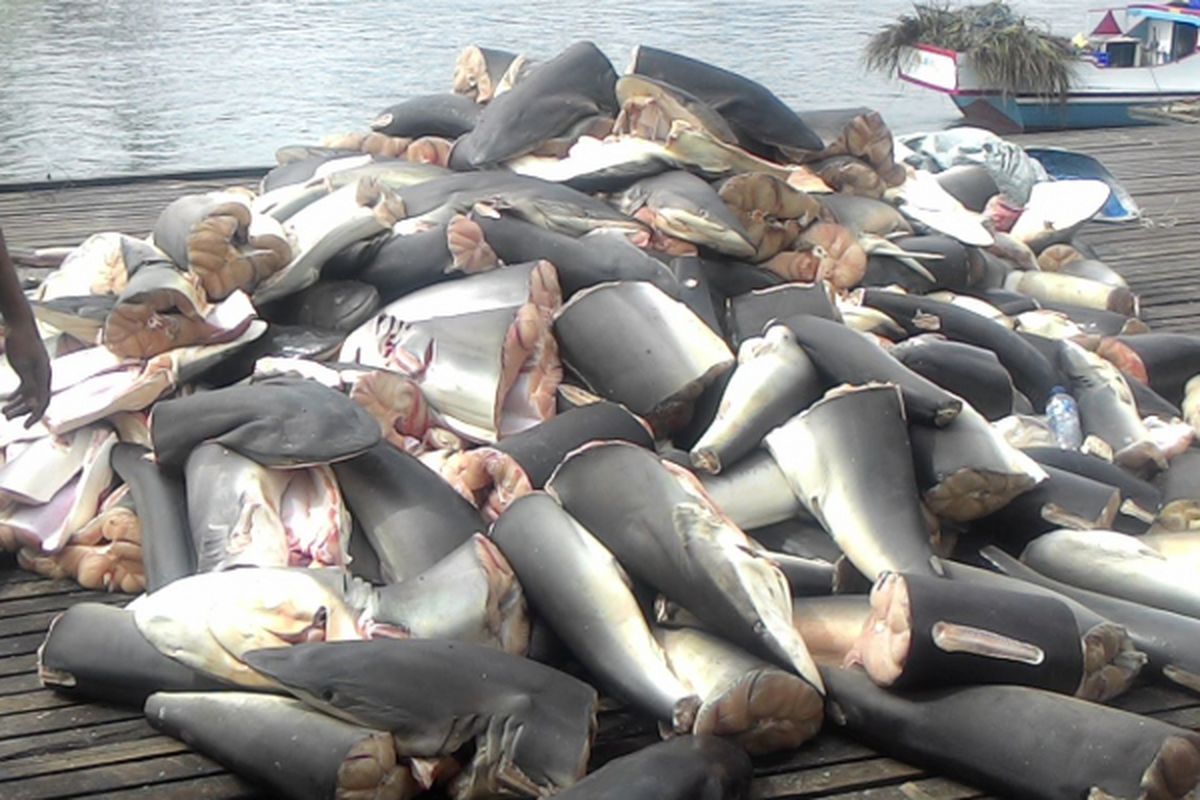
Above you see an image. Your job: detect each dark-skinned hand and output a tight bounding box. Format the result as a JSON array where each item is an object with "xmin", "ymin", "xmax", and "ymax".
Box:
[
  {"xmin": 0, "ymin": 228, "xmax": 52, "ymax": 427},
  {"xmin": 2, "ymin": 317, "xmax": 51, "ymax": 426}
]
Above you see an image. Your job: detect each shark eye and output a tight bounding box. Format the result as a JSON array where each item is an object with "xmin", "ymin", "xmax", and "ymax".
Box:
[{"xmin": 320, "ymin": 687, "xmax": 336, "ymax": 703}]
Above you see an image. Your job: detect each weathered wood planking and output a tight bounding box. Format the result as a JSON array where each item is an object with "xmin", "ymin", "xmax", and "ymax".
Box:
[
  {"xmin": 2, "ymin": 558, "xmax": 1200, "ymax": 798},
  {"xmin": 0, "ymin": 121, "xmax": 1199, "ymax": 798},
  {"xmin": 0, "ymin": 174, "xmax": 260, "ymax": 251},
  {"xmin": 1011, "ymin": 125, "xmax": 1200, "ymax": 334},
  {"xmin": 1, "ymin": 125, "xmax": 1196, "ymax": 334}
]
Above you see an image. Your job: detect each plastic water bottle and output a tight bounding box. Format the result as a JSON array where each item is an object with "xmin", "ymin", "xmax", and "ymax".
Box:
[{"xmin": 1045, "ymin": 387, "xmax": 1083, "ymax": 450}]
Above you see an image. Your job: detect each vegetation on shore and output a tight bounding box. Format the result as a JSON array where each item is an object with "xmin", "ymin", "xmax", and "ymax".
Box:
[{"xmin": 864, "ymin": 1, "xmax": 1075, "ymax": 99}]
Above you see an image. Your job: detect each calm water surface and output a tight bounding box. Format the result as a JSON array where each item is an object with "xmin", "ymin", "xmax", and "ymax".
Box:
[{"xmin": 0, "ymin": 1, "xmax": 1096, "ymax": 181}]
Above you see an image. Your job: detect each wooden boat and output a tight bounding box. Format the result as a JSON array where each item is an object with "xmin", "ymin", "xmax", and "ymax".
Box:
[{"xmin": 897, "ymin": 3, "xmax": 1200, "ymax": 132}]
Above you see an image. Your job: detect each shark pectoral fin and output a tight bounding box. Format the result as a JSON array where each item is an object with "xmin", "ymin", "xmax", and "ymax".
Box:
[
  {"xmin": 912, "ymin": 311, "xmax": 941, "ymax": 332},
  {"xmin": 1164, "ymin": 665, "xmax": 1200, "ymax": 694},
  {"xmin": 862, "ymin": 239, "xmax": 942, "ymax": 283},
  {"xmin": 524, "ymin": 198, "xmax": 579, "ymax": 224},
  {"xmin": 471, "ymin": 201, "xmax": 503, "ymax": 219},
  {"xmin": 452, "ymin": 715, "xmax": 543, "ymax": 798},
  {"xmin": 272, "ymin": 605, "xmax": 332, "ymax": 645},
  {"xmin": 390, "ymin": 711, "xmax": 476, "ymax": 761},
  {"xmin": 897, "ymin": 257, "xmax": 937, "ymax": 283}
]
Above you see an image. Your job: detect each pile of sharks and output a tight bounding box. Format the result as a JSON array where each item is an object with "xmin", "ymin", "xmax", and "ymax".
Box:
[{"xmin": 9, "ymin": 39, "xmax": 1200, "ymax": 800}]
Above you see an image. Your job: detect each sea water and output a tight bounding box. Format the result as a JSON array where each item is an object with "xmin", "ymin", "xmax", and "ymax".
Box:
[{"xmin": 0, "ymin": 0, "xmax": 1095, "ymax": 181}]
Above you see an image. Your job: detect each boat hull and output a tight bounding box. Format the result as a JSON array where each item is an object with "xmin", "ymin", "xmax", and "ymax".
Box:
[
  {"xmin": 950, "ymin": 94, "xmax": 1161, "ymax": 133},
  {"xmin": 899, "ymin": 44, "xmax": 1200, "ymax": 132}
]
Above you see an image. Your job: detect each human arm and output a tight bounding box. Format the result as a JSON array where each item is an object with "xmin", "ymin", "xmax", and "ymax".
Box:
[{"xmin": 0, "ymin": 229, "xmax": 51, "ymax": 426}]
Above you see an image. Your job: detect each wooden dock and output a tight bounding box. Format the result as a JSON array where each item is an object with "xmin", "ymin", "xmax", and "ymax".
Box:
[
  {"xmin": 1012, "ymin": 126, "xmax": 1200, "ymax": 332},
  {"xmin": 1, "ymin": 123, "xmax": 1199, "ymax": 799}
]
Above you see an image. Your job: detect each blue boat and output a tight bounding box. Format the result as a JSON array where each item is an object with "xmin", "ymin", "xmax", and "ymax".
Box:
[{"xmin": 897, "ymin": 3, "xmax": 1200, "ymax": 132}]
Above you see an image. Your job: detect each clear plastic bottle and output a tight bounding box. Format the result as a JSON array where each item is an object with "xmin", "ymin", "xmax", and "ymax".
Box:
[{"xmin": 1045, "ymin": 386, "xmax": 1083, "ymax": 450}]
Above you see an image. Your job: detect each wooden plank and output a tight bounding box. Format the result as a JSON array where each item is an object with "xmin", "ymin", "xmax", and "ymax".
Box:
[
  {"xmin": 1137, "ymin": 307, "xmax": 1200, "ymax": 321},
  {"xmin": 1135, "ymin": 285, "xmax": 1200, "ymax": 299},
  {"xmin": 1012, "ymin": 126, "xmax": 1200, "ymax": 340},
  {"xmin": 0, "ymin": 690, "xmax": 77, "ymax": 716},
  {"xmin": 1098, "ymin": 230, "xmax": 1200, "ymax": 248},
  {"xmin": 1119, "ymin": 269, "xmax": 1200, "ymax": 285},
  {"xmin": 1112, "ymin": 685, "xmax": 1200, "ymax": 715},
  {"xmin": 0, "ymin": 654, "xmax": 38, "ymax": 678},
  {"xmin": 0, "ymin": 717, "xmax": 157, "ymax": 762},
  {"xmin": 0, "ymin": 569, "xmax": 43, "ymax": 585},
  {"xmin": 1142, "ymin": 307, "xmax": 1200, "ymax": 322},
  {"xmin": 0, "ymin": 752, "xmax": 227, "ymax": 800},
  {"xmin": 823, "ymin": 777, "xmax": 984, "ymax": 800},
  {"xmin": 752, "ymin": 756, "xmax": 926, "ymax": 799},
  {"xmin": 0, "ymin": 592, "xmax": 126, "ymax": 619},
  {"xmin": 0, "ymin": 703, "xmax": 142, "ymax": 740},
  {"xmin": 0, "ymin": 611, "xmax": 67, "ymax": 639},
  {"xmin": 0, "ymin": 176, "xmax": 257, "ymax": 251},
  {"xmin": 1094, "ymin": 242, "xmax": 1200, "ymax": 258},
  {"xmin": 78, "ymin": 773, "xmax": 260, "ymax": 800},
  {"xmin": 755, "ymin": 733, "xmax": 879, "ymax": 775},
  {"xmin": 890, "ymin": 778, "xmax": 985, "ymax": 800},
  {"xmin": 0, "ymin": 672, "xmax": 44, "ymax": 696},
  {"xmin": 0, "ymin": 124, "xmax": 1191, "ymax": 800},
  {"xmin": 0, "ymin": 633, "xmax": 50, "ymax": 659},
  {"xmin": 1094, "ymin": 224, "xmax": 1200, "ymax": 239},
  {"xmin": 607, "ymin": 682, "xmax": 1193, "ymax": 800},
  {"xmin": 1132, "ymin": 283, "xmax": 1200, "ymax": 300},
  {"xmin": 0, "ymin": 736, "xmax": 189, "ymax": 781},
  {"xmin": 1133, "ymin": 266, "xmax": 1200, "ymax": 282},
  {"xmin": 1151, "ymin": 705, "xmax": 1200, "ymax": 729},
  {"xmin": 0, "ymin": 580, "xmax": 97, "ymax": 604}
]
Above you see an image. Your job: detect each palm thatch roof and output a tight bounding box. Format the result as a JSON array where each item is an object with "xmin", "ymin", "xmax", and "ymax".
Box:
[{"xmin": 864, "ymin": 2, "xmax": 1075, "ymax": 100}]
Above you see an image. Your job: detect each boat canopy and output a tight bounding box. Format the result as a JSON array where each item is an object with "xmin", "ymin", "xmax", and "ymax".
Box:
[{"xmin": 1127, "ymin": 4, "xmax": 1200, "ymax": 28}]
